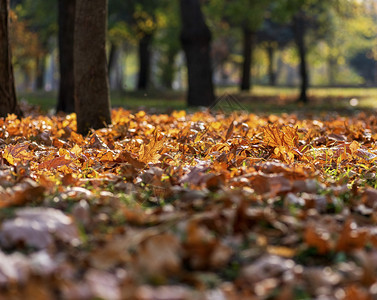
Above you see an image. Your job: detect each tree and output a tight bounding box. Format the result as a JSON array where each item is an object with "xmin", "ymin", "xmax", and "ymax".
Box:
[
  {"xmin": 74, "ymin": 0, "xmax": 111, "ymax": 134},
  {"xmin": 292, "ymin": 9, "xmax": 309, "ymax": 103},
  {"xmin": 17, "ymin": 0, "xmax": 57, "ymax": 90},
  {"xmin": 223, "ymin": 0, "xmax": 271, "ymax": 91},
  {"xmin": 56, "ymin": 0, "xmax": 75, "ymax": 113},
  {"xmin": 0, "ymin": 0, "xmax": 22, "ymax": 117},
  {"xmin": 108, "ymin": 0, "xmax": 163, "ymax": 91},
  {"xmin": 180, "ymin": 0, "xmax": 214, "ymax": 107},
  {"xmin": 155, "ymin": 0, "xmax": 180, "ymax": 89},
  {"xmin": 257, "ymin": 19, "xmax": 293, "ymax": 86},
  {"xmin": 9, "ymin": 7, "xmax": 42, "ymax": 91}
]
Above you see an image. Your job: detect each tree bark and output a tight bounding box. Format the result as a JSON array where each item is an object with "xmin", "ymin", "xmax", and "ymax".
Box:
[
  {"xmin": 293, "ymin": 12, "xmax": 309, "ymax": 103},
  {"xmin": 240, "ymin": 27, "xmax": 255, "ymax": 91},
  {"xmin": 266, "ymin": 45, "xmax": 276, "ymax": 86},
  {"xmin": 57, "ymin": 0, "xmax": 75, "ymax": 113},
  {"xmin": 327, "ymin": 57, "xmax": 337, "ymax": 86},
  {"xmin": 137, "ymin": 33, "xmax": 152, "ymax": 90},
  {"xmin": 35, "ymin": 54, "xmax": 46, "ymax": 90},
  {"xmin": 74, "ymin": 0, "xmax": 111, "ymax": 134},
  {"xmin": 0, "ymin": 0, "xmax": 21, "ymax": 117},
  {"xmin": 179, "ymin": 0, "xmax": 214, "ymax": 107},
  {"xmin": 108, "ymin": 42, "xmax": 124, "ymax": 91},
  {"xmin": 161, "ymin": 47, "xmax": 177, "ymax": 89}
]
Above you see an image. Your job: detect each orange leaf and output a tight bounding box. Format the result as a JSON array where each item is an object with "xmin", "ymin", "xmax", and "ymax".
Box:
[
  {"xmin": 224, "ymin": 121, "xmax": 234, "ymax": 141},
  {"xmin": 304, "ymin": 225, "xmax": 331, "ymax": 254},
  {"xmin": 3, "ymin": 143, "xmax": 33, "ymax": 165},
  {"xmin": 38, "ymin": 156, "xmax": 73, "ymax": 170},
  {"xmin": 264, "ymin": 125, "xmax": 298, "ymax": 148},
  {"xmin": 139, "ymin": 129, "xmax": 165, "ymax": 163},
  {"xmin": 335, "ymin": 219, "xmax": 369, "ymax": 252}
]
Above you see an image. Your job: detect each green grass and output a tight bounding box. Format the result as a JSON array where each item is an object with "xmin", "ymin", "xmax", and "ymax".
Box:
[{"xmin": 18, "ymin": 85, "xmax": 377, "ymax": 115}]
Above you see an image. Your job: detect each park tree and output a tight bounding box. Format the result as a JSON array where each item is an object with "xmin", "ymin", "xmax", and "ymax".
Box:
[
  {"xmin": 257, "ymin": 19, "xmax": 292, "ymax": 86},
  {"xmin": 0, "ymin": 0, "xmax": 21, "ymax": 117},
  {"xmin": 180, "ymin": 0, "xmax": 215, "ymax": 107},
  {"xmin": 226, "ymin": 0, "xmax": 271, "ymax": 91},
  {"xmin": 108, "ymin": 0, "xmax": 135, "ymax": 91},
  {"xmin": 74, "ymin": 0, "xmax": 111, "ymax": 134},
  {"xmin": 9, "ymin": 7, "xmax": 42, "ymax": 91},
  {"xmin": 16, "ymin": 0, "xmax": 57, "ymax": 90},
  {"xmin": 271, "ymin": 0, "xmax": 341, "ymax": 103},
  {"xmin": 155, "ymin": 1, "xmax": 181, "ymax": 89},
  {"xmin": 56, "ymin": 0, "xmax": 75, "ymax": 113},
  {"xmin": 205, "ymin": 0, "xmax": 271, "ymax": 91},
  {"xmin": 108, "ymin": 0, "xmax": 166, "ymax": 91}
]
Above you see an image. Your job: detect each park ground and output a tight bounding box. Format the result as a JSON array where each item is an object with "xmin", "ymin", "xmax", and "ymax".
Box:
[
  {"xmin": 1, "ymin": 87, "xmax": 377, "ymax": 299},
  {"xmin": 19, "ymin": 86, "xmax": 377, "ymax": 114}
]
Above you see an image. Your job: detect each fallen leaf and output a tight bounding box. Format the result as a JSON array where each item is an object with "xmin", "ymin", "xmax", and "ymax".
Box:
[{"xmin": 0, "ymin": 207, "xmax": 80, "ymax": 249}]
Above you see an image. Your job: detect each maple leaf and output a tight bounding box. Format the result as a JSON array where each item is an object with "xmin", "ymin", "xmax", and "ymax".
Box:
[
  {"xmin": 139, "ymin": 129, "xmax": 165, "ymax": 163},
  {"xmin": 3, "ymin": 143, "xmax": 33, "ymax": 165},
  {"xmin": 263, "ymin": 125, "xmax": 299, "ymax": 163},
  {"xmin": 264, "ymin": 125, "xmax": 298, "ymax": 148}
]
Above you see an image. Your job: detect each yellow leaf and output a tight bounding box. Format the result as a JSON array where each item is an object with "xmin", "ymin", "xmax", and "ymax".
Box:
[{"xmin": 139, "ymin": 129, "xmax": 165, "ymax": 163}]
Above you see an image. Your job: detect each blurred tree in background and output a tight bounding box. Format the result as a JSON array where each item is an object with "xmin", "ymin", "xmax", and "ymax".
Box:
[
  {"xmin": 0, "ymin": 0, "xmax": 21, "ymax": 117},
  {"xmin": 6, "ymin": 0, "xmax": 377, "ymax": 109}
]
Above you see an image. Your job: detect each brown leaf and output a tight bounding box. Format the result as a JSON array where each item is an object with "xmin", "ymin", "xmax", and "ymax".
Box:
[
  {"xmin": 117, "ymin": 150, "xmax": 146, "ymax": 169},
  {"xmin": 85, "ymin": 269, "xmax": 121, "ymax": 300},
  {"xmin": 134, "ymin": 233, "xmax": 182, "ymax": 277},
  {"xmin": 335, "ymin": 219, "xmax": 369, "ymax": 252},
  {"xmin": 0, "ymin": 207, "xmax": 80, "ymax": 249},
  {"xmin": 38, "ymin": 156, "xmax": 73, "ymax": 170},
  {"xmin": 224, "ymin": 121, "xmax": 235, "ymax": 141},
  {"xmin": 304, "ymin": 225, "xmax": 331, "ymax": 254},
  {"xmin": 89, "ymin": 133, "xmax": 109, "ymax": 150}
]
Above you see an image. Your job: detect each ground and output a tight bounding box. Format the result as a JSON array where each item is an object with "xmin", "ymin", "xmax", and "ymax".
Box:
[{"xmin": 1, "ymin": 89, "xmax": 377, "ymax": 299}]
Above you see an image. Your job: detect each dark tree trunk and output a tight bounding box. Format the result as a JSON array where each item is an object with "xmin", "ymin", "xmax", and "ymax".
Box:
[
  {"xmin": 108, "ymin": 42, "xmax": 124, "ymax": 91},
  {"xmin": 327, "ymin": 57, "xmax": 337, "ymax": 86},
  {"xmin": 0, "ymin": 0, "xmax": 21, "ymax": 117},
  {"xmin": 108, "ymin": 42, "xmax": 117, "ymax": 75},
  {"xmin": 57, "ymin": 0, "xmax": 76, "ymax": 113},
  {"xmin": 266, "ymin": 45, "xmax": 276, "ymax": 86},
  {"xmin": 293, "ymin": 12, "xmax": 309, "ymax": 103},
  {"xmin": 137, "ymin": 33, "xmax": 152, "ymax": 90},
  {"xmin": 240, "ymin": 27, "xmax": 256, "ymax": 91},
  {"xmin": 74, "ymin": 0, "xmax": 111, "ymax": 134},
  {"xmin": 161, "ymin": 48, "xmax": 177, "ymax": 89},
  {"xmin": 35, "ymin": 54, "xmax": 46, "ymax": 90},
  {"xmin": 179, "ymin": 0, "xmax": 214, "ymax": 107}
]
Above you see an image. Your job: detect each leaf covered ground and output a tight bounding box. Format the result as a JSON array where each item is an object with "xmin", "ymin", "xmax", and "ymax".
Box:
[{"xmin": 1, "ymin": 107, "xmax": 377, "ymax": 299}]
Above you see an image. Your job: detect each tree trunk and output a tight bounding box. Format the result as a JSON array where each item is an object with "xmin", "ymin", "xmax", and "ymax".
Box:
[
  {"xmin": 240, "ymin": 27, "xmax": 255, "ymax": 91},
  {"xmin": 293, "ymin": 12, "xmax": 309, "ymax": 103},
  {"xmin": 35, "ymin": 54, "xmax": 46, "ymax": 90},
  {"xmin": 0, "ymin": 0, "xmax": 21, "ymax": 117},
  {"xmin": 266, "ymin": 45, "xmax": 276, "ymax": 86},
  {"xmin": 108, "ymin": 42, "xmax": 124, "ymax": 91},
  {"xmin": 74, "ymin": 0, "xmax": 111, "ymax": 134},
  {"xmin": 161, "ymin": 47, "xmax": 178, "ymax": 89},
  {"xmin": 57, "ymin": 0, "xmax": 76, "ymax": 113},
  {"xmin": 137, "ymin": 33, "xmax": 152, "ymax": 90},
  {"xmin": 327, "ymin": 57, "xmax": 337, "ymax": 86},
  {"xmin": 179, "ymin": 0, "xmax": 214, "ymax": 107}
]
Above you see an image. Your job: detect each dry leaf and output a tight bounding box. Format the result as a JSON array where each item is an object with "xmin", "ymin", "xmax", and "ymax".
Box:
[{"xmin": 0, "ymin": 207, "xmax": 80, "ymax": 249}]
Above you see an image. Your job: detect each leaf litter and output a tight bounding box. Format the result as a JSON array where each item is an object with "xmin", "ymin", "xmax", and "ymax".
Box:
[{"xmin": 1, "ymin": 109, "xmax": 377, "ymax": 298}]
